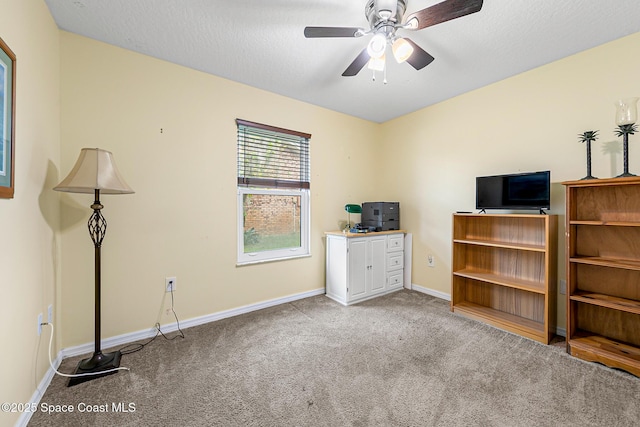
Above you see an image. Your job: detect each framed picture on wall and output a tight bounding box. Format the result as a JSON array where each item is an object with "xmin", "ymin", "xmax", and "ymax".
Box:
[{"xmin": 0, "ymin": 37, "xmax": 16, "ymax": 199}]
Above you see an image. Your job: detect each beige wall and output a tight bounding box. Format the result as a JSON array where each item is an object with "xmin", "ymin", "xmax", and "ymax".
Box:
[
  {"xmin": 58, "ymin": 32, "xmax": 381, "ymax": 347},
  {"xmin": 0, "ymin": 1, "xmax": 60, "ymax": 426},
  {"xmin": 379, "ymin": 31, "xmax": 640, "ymax": 328}
]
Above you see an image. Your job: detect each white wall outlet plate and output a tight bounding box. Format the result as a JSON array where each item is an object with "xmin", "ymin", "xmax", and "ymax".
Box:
[{"xmin": 166, "ymin": 276, "xmax": 177, "ymax": 292}]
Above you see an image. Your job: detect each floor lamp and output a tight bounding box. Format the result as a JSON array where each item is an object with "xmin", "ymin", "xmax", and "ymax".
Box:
[{"xmin": 54, "ymin": 148, "xmax": 134, "ymax": 386}]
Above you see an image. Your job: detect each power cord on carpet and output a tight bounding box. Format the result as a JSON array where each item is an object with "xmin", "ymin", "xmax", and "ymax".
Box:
[
  {"xmin": 41, "ymin": 285, "xmax": 185, "ymax": 379},
  {"xmin": 41, "ymin": 322, "xmax": 130, "ymax": 379}
]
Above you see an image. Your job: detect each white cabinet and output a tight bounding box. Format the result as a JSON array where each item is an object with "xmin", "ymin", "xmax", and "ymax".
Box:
[{"xmin": 325, "ymin": 231, "xmax": 405, "ymax": 305}]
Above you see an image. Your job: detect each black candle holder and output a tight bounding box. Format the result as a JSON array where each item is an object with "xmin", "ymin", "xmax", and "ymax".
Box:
[
  {"xmin": 615, "ymin": 123, "xmax": 638, "ymax": 177},
  {"xmin": 578, "ymin": 130, "xmax": 598, "ymax": 180}
]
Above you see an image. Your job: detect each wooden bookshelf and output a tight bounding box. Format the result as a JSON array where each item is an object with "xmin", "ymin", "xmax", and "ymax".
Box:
[
  {"xmin": 451, "ymin": 214, "xmax": 557, "ymax": 344},
  {"xmin": 563, "ymin": 176, "xmax": 640, "ymax": 377}
]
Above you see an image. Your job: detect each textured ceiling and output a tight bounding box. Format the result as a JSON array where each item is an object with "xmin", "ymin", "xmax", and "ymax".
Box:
[{"xmin": 45, "ymin": 0, "xmax": 640, "ymax": 123}]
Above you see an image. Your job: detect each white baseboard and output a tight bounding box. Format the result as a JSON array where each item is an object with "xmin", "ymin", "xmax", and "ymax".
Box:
[
  {"xmin": 411, "ymin": 283, "xmax": 451, "ymax": 301},
  {"xmin": 18, "ymin": 288, "xmax": 324, "ymax": 427},
  {"xmin": 62, "ymin": 287, "xmax": 325, "ymax": 358},
  {"xmin": 16, "ymin": 336, "xmax": 62, "ymax": 427}
]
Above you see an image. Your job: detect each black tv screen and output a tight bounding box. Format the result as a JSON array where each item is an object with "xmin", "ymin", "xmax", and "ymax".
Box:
[{"xmin": 476, "ymin": 171, "xmax": 550, "ymax": 210}]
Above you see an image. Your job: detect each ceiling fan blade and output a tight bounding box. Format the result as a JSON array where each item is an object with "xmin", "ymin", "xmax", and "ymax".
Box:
[
  {"xmin": 304, "ymin": 26, "xmax": 365, "ymax": 38},
  {"xmin": 404, "ymin": 0, "xmax": 483, "ymax": 31},
  {"xmin": 403, "ymin": 38, "xmax": 435, "ymax": 70},
  {"xmin": 342, "ymin": 48, "xmax": 370, "ymax": 77}
]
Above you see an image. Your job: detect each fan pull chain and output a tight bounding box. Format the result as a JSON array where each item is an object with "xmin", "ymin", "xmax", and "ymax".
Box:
[{"xmin": 371, "ymin": 67, "xmax": 388, "ymax": 83}]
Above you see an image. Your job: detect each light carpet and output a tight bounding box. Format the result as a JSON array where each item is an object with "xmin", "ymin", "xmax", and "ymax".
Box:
[{"xmin": 28, "ymin": 290, "xmax": 640, "ymax": 426}]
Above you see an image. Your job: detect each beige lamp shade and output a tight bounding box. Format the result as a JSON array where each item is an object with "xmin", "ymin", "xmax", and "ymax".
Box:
[{"xmin": 54, "ymin": 148, "xmax": 134, "ymax": 194}]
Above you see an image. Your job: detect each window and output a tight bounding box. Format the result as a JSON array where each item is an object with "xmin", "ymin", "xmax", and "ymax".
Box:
[{"xmin": 236, "ymin": 119, "xmax": 311, "ymax": 264}]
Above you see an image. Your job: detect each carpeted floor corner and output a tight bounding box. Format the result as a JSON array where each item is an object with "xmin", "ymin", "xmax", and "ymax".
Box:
[{"xmin": 28, "ymin": 290, "xmax": 640, "ymax": 426}]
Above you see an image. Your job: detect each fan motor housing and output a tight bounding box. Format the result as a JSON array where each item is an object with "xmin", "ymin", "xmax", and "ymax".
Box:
[{"xmin": 365, "ymin": 0, "xmax": 407, "ymax": 27}]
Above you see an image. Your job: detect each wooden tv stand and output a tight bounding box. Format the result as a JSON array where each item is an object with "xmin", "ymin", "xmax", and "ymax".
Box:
[{"xmin": 451, "ymin": 213, "xmax": 557, "ymax": 344}]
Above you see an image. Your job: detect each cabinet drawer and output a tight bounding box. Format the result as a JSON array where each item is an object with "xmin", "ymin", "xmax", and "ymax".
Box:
[
  {"xmin": 388, "ymin": 234, "xmax": 404, "ymax": 252},
  {"xmin": 388, "ymin": 271, "xmax": 404, "ymax": 288},
  {"xmin": 387, "ymin": 252, "xmax": 404, "ymax": 271}
]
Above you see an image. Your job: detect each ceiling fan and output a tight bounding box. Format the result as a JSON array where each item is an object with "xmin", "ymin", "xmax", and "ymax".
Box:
[{"xmin": 304, "ymin": 0, "xmax": 483, "ymax": 77}]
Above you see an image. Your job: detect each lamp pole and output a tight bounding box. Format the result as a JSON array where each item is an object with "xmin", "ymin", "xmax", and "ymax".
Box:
[
  {"xmin": 89, "ymin": 189, "xmax": 105, "ymax": 356},
  {"xmin": 69, "ymin": 189, "xmax": 122, "ymax": 386}
]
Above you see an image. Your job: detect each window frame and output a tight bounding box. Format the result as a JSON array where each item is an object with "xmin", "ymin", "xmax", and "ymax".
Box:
[
  {"xmin": 236, "ymin": 119, "xmax": 311, "ymax": 265},
  {"xmin": 237, "ymin": 187, "xmax": 310, "ymax": 265}
]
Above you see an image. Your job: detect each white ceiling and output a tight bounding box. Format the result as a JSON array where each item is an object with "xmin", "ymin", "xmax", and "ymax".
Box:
[{"xmin": 44, "ymin": 0, "xmax": 640, "ymax": 123}]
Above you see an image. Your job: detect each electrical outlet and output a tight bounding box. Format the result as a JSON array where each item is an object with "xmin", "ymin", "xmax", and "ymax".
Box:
[
  {"xmin": 165, "ymin": 276, "xmax": 177, "ymax": 293},
  {"xmin": 559, "ymin": 279, "xmax": 566, "ymax": 295},
  {"xmin": 427, "ymin": 255, "xmax": 435, "ymax": 268},
  {"xmin": 37, "ymin": 313, "xmax": 43, "ymax": 335},
  {"xmin": 165, "ymin": 308, "xmax": 172, "ymax": 316},
  {"xmin": 47, "ymin": 304, "xmax": 53, "ymax": 323}
]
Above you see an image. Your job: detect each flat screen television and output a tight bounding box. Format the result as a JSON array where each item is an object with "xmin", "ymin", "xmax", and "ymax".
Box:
[{"xmin": 476, "ymin": 171, "xmax": 550, "ymax": 211}]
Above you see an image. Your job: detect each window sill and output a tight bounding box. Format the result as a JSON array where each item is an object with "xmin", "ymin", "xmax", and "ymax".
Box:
[{"xmin": 236, "ymin": 252, "xmax": 311, "ymax": 267}]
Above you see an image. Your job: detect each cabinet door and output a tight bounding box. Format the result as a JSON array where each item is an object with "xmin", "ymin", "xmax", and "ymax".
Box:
[
  {"xmin": 369, "ymin": 237, "xmax": 387, "ymax": 294},
  {"xmin": 348, "ymin": 239, "xmax": 368, "ymax": 300}
]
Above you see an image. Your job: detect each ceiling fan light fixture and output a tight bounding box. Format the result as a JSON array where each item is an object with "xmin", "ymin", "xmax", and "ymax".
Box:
[
  {"xmin": 367, "ymin": 54, "xmax": 386, "ymax": 71},
  {"xmin": 392, "ymin": 38, "xmax": 414, "ymax": 63},
  {"xmin": 367, "ymin": 33, "xmax": 387, "ymax": 58}
]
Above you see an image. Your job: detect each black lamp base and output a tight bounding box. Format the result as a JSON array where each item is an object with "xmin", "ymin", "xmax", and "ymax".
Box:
[{"xmin": 67, "ymin": 350, "xmax": 122, "ymax": 387}]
